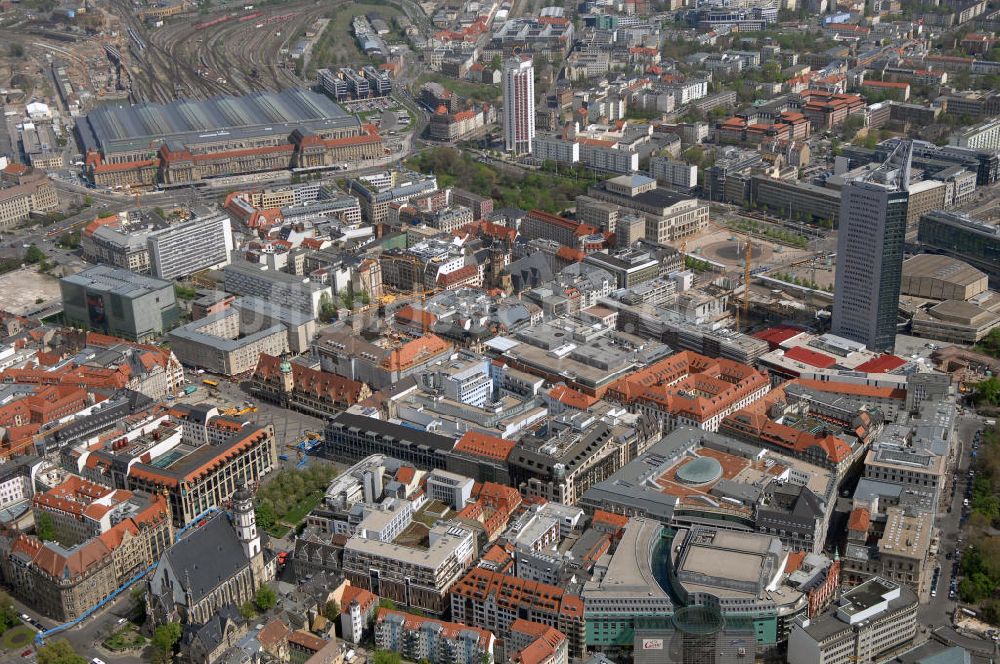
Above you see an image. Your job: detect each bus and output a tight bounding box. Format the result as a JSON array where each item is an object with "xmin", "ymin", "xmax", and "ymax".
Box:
[{"xmin": 202, "ymin": 379, "xmax": 219, "ymax": 387}]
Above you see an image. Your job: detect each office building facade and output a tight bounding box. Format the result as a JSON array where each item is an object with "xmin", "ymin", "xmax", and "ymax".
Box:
[
  {"xmin": 148, "ymin": 214, "xmax": 234, "ymax": 281},
  {"xmin": 832, "ymin": 149, "xmax": 911, "ymax": 352}
]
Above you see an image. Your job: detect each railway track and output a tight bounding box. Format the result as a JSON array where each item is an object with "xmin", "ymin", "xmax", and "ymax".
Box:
[{"xmin": 113, "ymin": 0, "xmax": 417, "ymax": 102}]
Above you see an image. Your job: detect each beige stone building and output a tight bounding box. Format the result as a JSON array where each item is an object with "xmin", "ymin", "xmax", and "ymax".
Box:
[
  {"xmin": 0, "ymin": 163, "xmax": 58, "ymax": 228},
  {"xmin": 0, "ymin": 490, "xmax": 172, "ymax": 621}
]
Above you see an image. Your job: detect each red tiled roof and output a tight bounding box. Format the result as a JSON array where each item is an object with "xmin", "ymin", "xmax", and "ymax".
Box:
[
  {"xmin": 454, "ymin": 431, "xmax": 516, "ymax": 461},
  {"xmin": 548, "ymin": 384, "xmax": 598, "ymax": 410},
  {"xmin": 848, "ymin": 507, "xmax": 871, "ymax": 532}
]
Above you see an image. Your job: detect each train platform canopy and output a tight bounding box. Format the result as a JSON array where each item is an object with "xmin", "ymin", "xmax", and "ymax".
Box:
[{"xmin": 77, "ymin": 88, "xmax": 358, "ymax": 157}]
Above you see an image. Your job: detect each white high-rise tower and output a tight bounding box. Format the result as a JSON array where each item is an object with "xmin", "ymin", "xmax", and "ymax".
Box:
[{"xmin": 503, "ymin": 56, "xmax": 535, "ymax": 155}]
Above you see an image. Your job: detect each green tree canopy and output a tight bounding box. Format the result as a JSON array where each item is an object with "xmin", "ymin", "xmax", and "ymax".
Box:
[
  {"xmin": 152, "ymin": 622, "xmax": 182, "ymax": 664},
  {"xmin": 36, "ymin": 512, "xmax": 55, "ymax": 542},
  {"xmin": 372, "ymin": 651, "xmax": 402, "ymax": 664},
  {"xmin": 24, "ymin": 245, "xmax": 45, "ymax": 265},
  {"xmin": 975, "ymin": 377, "xmax": 1000, "ymax": 407},
  {"xmin": 254, "ymin": 585, "xmax": 277, "ymax": 612},
  {"xmin": 37, "ymin": 640, "xmax": 86, "ymax": 664}
]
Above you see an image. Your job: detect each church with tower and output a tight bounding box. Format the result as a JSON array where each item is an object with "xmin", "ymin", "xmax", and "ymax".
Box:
[{"xmin": 146, "ymin": 483, "xmax": 274, "ymax": 627}]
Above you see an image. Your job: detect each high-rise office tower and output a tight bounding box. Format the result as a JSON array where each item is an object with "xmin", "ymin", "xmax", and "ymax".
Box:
[
  {"xmin": 831, "ymin": 142, "xmax": 912, "ymax": 353},
  {"xmin": 503, "ymin": 57, "xmax": 535, "ymax": 155}
]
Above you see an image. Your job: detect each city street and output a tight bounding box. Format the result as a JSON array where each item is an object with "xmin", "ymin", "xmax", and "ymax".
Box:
[{"xmin": 917, "ymin": 414, "xmax": 997, "ymax": 656}]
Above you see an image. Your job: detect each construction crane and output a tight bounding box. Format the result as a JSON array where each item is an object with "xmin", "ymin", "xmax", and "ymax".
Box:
[{"xmin": 408, "ymin": 254, "xmax": 435, "ymax": 336}]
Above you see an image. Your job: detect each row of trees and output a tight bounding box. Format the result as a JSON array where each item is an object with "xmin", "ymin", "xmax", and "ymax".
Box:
[
  {"xmin": 769, "ymin": 272, "xmax": 831, "ymax": 292},
  {"xmin": 959, "ymin": 423, "xmax": 1000, "ymax": 624},
  {"xmin": 732, "ymin": 220, "xmax": 809, "ymax": 249}
]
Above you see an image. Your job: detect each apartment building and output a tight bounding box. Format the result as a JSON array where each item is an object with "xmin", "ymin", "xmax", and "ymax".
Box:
[
  {"xmin": 450, "ymin": 568, "xmax": 586, "ymax": 659},
  {"xmin": 374, "ymin": 609, "xmax": 495, "ymax": 664},
  {"xmin": 343, "ymin": 522, "xmax": 476, "ymax": 614},
  {"xmin": 148, "ymin": 214, "xmax": 234, "ymax": 280},
  {"xmin": 649, "ymin": 157, "xmax": 698, "ymax": 193},
  {"xmin": 0, "ymin": 490, "xmax": 171, "ymax": 620}
]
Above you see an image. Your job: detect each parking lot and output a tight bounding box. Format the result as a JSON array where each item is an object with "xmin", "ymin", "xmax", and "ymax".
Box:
[{"xmin": 342, "ymin": 97, "xmax": 397, "ymax": 114}]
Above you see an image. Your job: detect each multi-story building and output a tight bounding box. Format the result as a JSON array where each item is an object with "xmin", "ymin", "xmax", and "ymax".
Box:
[
  {"xmin": 362, "ymin": 65, "xmax": 393, "ymax": 97},
  {"xmin": 322, "ymin": 412, "xmax": 457, "ymax": 470},
  {"xmin": 343, "ymin": 522, "xmax": 475, "ymax": 614},
  {"xmin": 451, "ymin": 189, "xmax": 493, "ymax": 220},
  {"xmin": 583, "ymin": 250, "xmax": 659, "ymax": 289},
  {"xmin": 0, "ymin": 489, "xmax": 171, "ymax": 620},
  {"xmin": 918, "ymin": 210, "xmax": 1000, "ymax": 285},
  {"xmin": 167, "ymin": 309, "xmax": 290, "ymax": 376},
  {"xmin": 79, "ymin": 89, "xmax": 383, "ymax": 187},
  {"xmin": 80, "ymin": 214, "xmax": 151, "ymax": 273},
  {"xmin": 841, "ymin": 507, "xmax": 933, "ymax": 591},
  {"xmin": 349, "ymin": 170, "xmax": 438, "ymax": 225},
  {"xmin": 0, "ymin": 164, "xmax": 58, "ymax": 228},
  {"xmin": 520, "ymin": 210, "xmax": 602, "ymax": 250},
  {"xmin": 575, "ymin": 196, "xmax": 619, "ymax": 236},
  {"xmin": 950, "ymin": 117, "xmax": 1000, "ymax": 150},
  {"xmin": 606, "ymin": 351, "xmax": 770, "ymax": 432},
  {"xmin": 750, "ymin": 176, "xmax": 842, "ymax": 224},
  {"xmin": 32, "ymin": 476, "xmax": 150, "ymax": 546},
  {"xmin": 533, "ymin": 135, "xmax": 581, "ymax": 166},
  {"xmin": 313, "ymin": 327, "xmax": 453, "ymax": 389},
  {"xmin": 649, "ymin": 157, "xmax": 697, "ymax": 193},
  {"xmin": 317, "ymin": 68, "xmax": 350, "ymax": 100},
  {"xmin": 222, "ymin": 259, "xmax": 331, "ymax": 317},
  {"xmin": 60, "ymin": 266, "xmax": 180, "ymax": 343},
  {"xmin": 787, "ymin": 578, "xmax": 917, "ymax": 664},
  {"xmin": 508, "ymin": 620, "xmax": 568, "ymax": 664},
  {"xmin": 488, "ymin": 318, "xmax": 670, "ymax": 398},
  {"xmin": 587, "ymin": 175, "xmax": 709, "ymax": 243},
  {"xmin": 374, "ymin": 609, "xmax": 495, "ymax": 664},
  {"xmin": 122, "ymin": 422, "xmax": 278, "ymax": 526},
  {"xmin": 450, "ymin": 568, "xmax": 586, "ymax": 659},
  {"xmin": 903, "ymin": 179, "xmax": 946, "ymax": 229},
  {"xmin": 249, "ymin": 354, "xmax": 371, "ymax": 417},
  {"xmin": 148, "ymin": 214, "xmax": 234, "ymax": 280},
  {"xmin": 503, "ymin": 57, "xmax": 536, "ymax": 154},
  {"xmin": 832, "ymin": 151, "xmax": 911, "ymax": 352},
  {"xmin": 489, "ymin": 17, "xmax": 574, "ymax": 59}
]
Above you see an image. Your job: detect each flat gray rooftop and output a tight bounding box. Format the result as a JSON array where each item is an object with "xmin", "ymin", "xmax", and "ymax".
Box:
[
  {"xmin": 62, "ymin": 265, "xmax": 171, "ymax": 298},
  {"xmin": 79, "ymin": 88, "xmax": 357, "ymax": 156}
]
